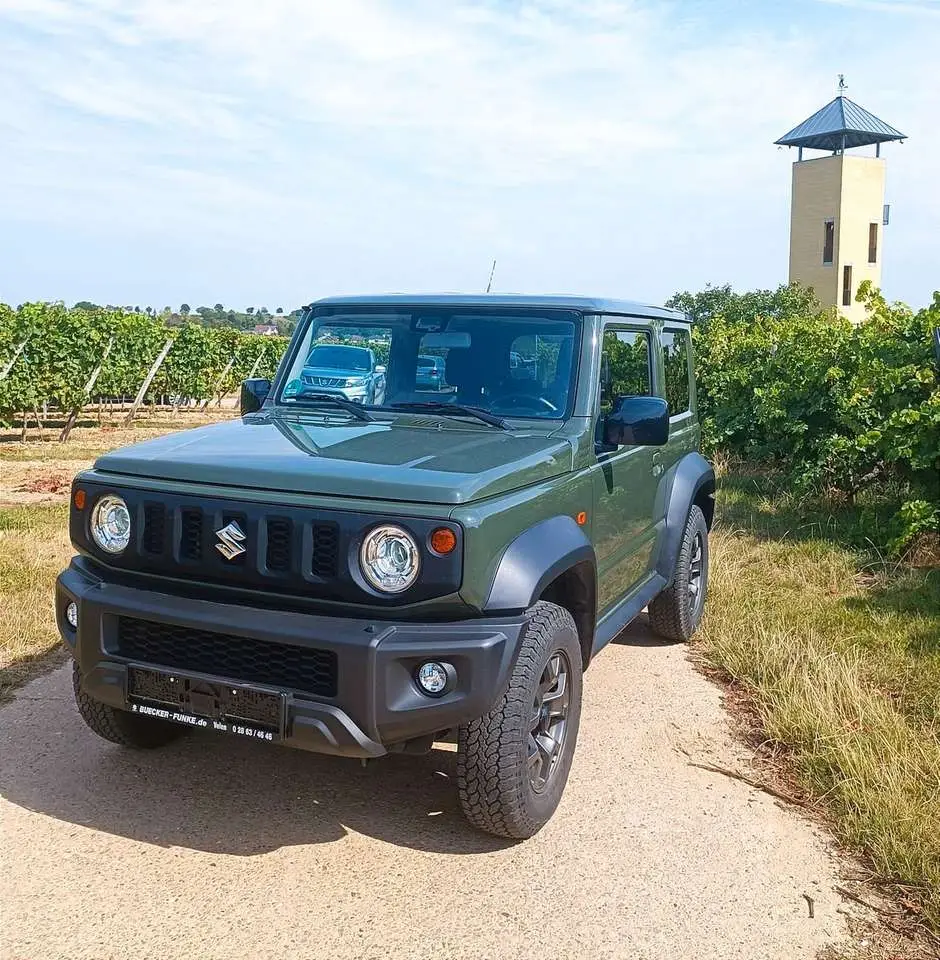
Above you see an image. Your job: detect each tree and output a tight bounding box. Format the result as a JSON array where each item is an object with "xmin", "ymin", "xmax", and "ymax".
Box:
[
  {"xmin": 276, "ymin": 307, "xmax": 284, "ymax": 314},
  {"xmin": 214, "ymin": 303, "xmax": 224, "ymax": 314},
  {"xmin": 246, "ymin": 307, "xmax": 254, "ymax": 316},
  {"xmin": 180, "ymin": 303, "xmax": 191, "ymax": 316},
  {"xmin": 74, "ymin": 301, "xmax": 99, "ymax": 311}
]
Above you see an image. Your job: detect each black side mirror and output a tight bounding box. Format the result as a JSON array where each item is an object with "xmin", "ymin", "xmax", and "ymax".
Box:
[
  {"xmin": 604, "ymin": 395, "xmax": 670, "ymax": 447},
  {"xmin": 240, "ymin": 378, "xmax": 271, "ymax": 415}
]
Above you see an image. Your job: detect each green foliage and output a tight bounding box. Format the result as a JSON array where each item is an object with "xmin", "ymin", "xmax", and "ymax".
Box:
[
  {"xmin": 0, "ymin": 302, "xmax": 289, "ymax": 425},
  {"xmin": 685, "ymin": 281, "xmax": 939, "ymax": 553},
  {"xmin": 602, "ymin": 330, "xmax": 650, "ymax": 402}
]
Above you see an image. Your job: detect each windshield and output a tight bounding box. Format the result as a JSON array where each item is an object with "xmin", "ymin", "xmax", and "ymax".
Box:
[{"xmin": 279, "ymin": 309, "xmax": 579, "ymax": 420}]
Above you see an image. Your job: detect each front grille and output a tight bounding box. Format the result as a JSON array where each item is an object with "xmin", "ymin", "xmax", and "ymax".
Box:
[
  {"xmin": 180, "ymin": 508, "xmax": 203, "ymax": 560},
  {"xmin": 118, "ymin": 617, "xmax": 337, "ymax": 698},
  {"xmin": 302, "ymin": 374, "xmax": 345, "ymax": 387},
  {"xmin": 265, "ymin": 517, "xmax": 293, "ymax": 572},
  {"xmin": 142, "ymin": 503, "xmax": 165, "ymax": 555},
  {"xmin": 312, "ymin": 523, "xmax": 339, "ymax": 577},
  {"xmin": 76, "ymin": 485, "xmax": 463, "ymax": 606}
]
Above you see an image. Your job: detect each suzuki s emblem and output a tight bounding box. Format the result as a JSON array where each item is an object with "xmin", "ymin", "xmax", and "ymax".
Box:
[{"xmin": 215, "ymin": 521, "xmax": 247, "ymax": 560}]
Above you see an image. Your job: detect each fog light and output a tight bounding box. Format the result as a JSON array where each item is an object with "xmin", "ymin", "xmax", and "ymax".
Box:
[
  {"xmin": 65, "ymin": 601, "xmax": 78, "ymax": 629},
  {"xmin": 416, "ymin": 661, "xmax": 451, "ymax": 697}
]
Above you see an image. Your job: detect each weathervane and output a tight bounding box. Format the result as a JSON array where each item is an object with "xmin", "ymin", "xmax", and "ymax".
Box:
[{"xmin": 838, "ymin": 73, "xmax": 847, "ymax": 95}]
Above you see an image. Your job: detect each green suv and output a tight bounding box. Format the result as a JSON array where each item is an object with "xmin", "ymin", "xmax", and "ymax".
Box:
[{"xmin": 57, "ymin": 295, "xmax": 714, "ymax": 838}]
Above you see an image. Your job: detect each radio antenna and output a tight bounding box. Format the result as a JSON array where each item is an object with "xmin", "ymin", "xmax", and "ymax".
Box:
[{"xmin": 485, "ymin": 259, "xmax": 497, "ymax": 293}]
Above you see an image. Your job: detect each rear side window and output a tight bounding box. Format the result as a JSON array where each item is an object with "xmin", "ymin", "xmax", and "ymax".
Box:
[
  {"xmin": 600, "ymin": 329, "xmax": 651, "ymax": 416},
  {"xmin": 661, "ymin": 330, "xmax": 691, "ymax": 415}
]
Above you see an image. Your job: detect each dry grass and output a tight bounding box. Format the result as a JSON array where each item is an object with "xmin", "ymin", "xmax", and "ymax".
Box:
[
  {"xmin": 0, "ymin": 504, "xmax": 73, "ymax": 700},
  {"xmin": 0, "ymin": 407, "xmax": 237, "ymax": 463},
  {"xmin": 0, "ymin": 409, "xmax": 232, "ymax": 695},
  {"xmin": 699, "ymin": 477, "xmax": 940, "ymax": 939}
]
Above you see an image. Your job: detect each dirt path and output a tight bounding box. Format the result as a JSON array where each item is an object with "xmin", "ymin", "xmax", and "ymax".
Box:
[{"xmin": 0, "ymin": 619, "xmax": 854, "ymax": 960}]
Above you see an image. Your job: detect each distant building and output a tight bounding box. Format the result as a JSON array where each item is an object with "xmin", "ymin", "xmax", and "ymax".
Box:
[
  {"xmin": 775, "ymin": 82, "xmax": 905, "ymax": 323},
  {"xmin": 252, "ymin": 323, "xmax": 279, "ymax": 336}
]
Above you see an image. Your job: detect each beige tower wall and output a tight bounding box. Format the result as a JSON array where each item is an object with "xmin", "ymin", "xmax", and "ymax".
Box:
[{"xmin": 788, "ymin": 154, "xmax": 886, "ymax": 323}]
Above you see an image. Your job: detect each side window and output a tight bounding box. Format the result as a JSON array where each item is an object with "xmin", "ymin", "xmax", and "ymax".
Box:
[
  {"xmin": 599, "ymin": 329, "xmax": 651, "ymax": 417},
  {"xmin": 661, "ymin": 330, "xmax": 691, "ymax": 416}
]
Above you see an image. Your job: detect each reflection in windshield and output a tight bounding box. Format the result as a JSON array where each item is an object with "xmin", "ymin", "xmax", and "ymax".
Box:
[
  {"xmin": 307, "ymin": 345, "xmax": 372, "ymax": 371},
  {"xmin": 281, "ymin": 311, "xmax": 579, "ymax": 420}
]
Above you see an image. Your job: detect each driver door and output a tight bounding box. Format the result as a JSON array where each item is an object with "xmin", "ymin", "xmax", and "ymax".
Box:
[{"xmin": 591, "ymin": 325, "xmax": 660, "ymax": 615}]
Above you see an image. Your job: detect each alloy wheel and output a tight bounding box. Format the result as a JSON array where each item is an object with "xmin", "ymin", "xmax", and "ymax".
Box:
[
  {"xmin": 688, "ymin": 531, "xmax": 705, "ymax": 617},
  {"xmin": 527, "ymin": 651, "xmax": 571, "ymax": 793}
]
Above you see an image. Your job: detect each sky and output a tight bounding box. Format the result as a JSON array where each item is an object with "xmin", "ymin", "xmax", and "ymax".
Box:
[{"xmin": 0, "ymin": 0, "xmax": 937, "ymax": 312}]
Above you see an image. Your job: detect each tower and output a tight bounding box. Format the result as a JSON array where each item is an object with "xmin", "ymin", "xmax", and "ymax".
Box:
[{"xmin": 775, "ymin": 81, "xmax": 905, "ymax": 322}]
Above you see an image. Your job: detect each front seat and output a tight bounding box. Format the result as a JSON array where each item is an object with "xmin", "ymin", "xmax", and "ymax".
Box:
[{"xmin": 444, "ymin": 348, "xmax": 486, "ymax": 405}]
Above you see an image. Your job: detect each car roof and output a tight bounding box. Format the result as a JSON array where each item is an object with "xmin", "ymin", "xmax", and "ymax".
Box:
[{"xmin": 310, "ymin": 293, "xmax": 687, "ymax": 323}]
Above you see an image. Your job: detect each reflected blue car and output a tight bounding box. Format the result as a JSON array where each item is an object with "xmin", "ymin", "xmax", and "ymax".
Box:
[{"xmin": 415, "ymin": 355, "xmax": 445, "ymax": 391}]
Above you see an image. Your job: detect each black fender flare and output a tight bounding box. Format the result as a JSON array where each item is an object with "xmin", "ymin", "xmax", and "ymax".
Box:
[
  {"xmin": 483, "ymin": 515, "xmax": 596, "ymax": 613},
  {"xmin": 653, "ymin": 451, "xmax": 715, "ymax": 584}
]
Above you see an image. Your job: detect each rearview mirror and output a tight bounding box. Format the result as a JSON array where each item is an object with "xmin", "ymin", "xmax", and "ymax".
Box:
[
  {"xmin": 604, "ymin": 396, "xmax": 669, "ymax": 447},
  {"xmin": 240, "ymin": 378, "xmax": 271, "ymax": 415}
]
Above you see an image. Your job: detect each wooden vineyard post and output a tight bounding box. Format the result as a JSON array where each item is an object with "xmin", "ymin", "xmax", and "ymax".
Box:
[
  {"xmin": 202, "ymin": 356, "xmax": 236, "ymax": 410},
  {"xmin": 125, "ymin": 338, "xmax": 173, "ymax": 425},
  {"xmin": 0, "ymin": 339, "xmax": 27, "ymax": 380},
  {"xmin": 245, "ymin": 349, "xmax": 265, "ymax": 382},
  {"xmin": 59, "ymin": 337, "xmax": 115, "ymax": 441}
]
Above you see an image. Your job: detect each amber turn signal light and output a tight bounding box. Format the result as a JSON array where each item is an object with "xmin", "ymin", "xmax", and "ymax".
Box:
[
  {"xmin": 73, "ymin": 488, "xmax": 86, "ymax": 510},
  {"xmin": 576, "ymin": 511, "xmax": 588, "ymax": 525},
  {"xmin": 429, "ymin": 527, "xmax": 457, "ymax": 555}
]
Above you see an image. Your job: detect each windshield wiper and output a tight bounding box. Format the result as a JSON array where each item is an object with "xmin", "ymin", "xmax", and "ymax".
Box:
[
  {"xmin": 294, "ymin": 392, "xmax": 374, "ymax": 421},
  {"xmin": 388, "ymin": 401, "xmax": 507, "ymax": 430}
]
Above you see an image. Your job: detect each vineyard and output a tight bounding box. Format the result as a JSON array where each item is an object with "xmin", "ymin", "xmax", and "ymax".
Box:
[
  {"xmin": 0, "ymin": 302, "xmax": 288, "ymax": 438},
  {"xmin": 2, "ymin": 286, "xmax": 937, "ymax": 551}
]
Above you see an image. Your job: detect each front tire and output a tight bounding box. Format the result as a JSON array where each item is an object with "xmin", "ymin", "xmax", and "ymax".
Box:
[
  {"xmin": 457, "ymin": 601, "xmax": 582, "ymax": 839},
  {"xmin": 648, "ymin": 504, "xmax": 709, "ymax": 642},
  {"xmin": 72, "ymin": 662, "xmax": 185, "ymax": 749}
]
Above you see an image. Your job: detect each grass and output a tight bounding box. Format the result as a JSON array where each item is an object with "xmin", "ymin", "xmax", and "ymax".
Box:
[
  {"xmin": 0, "ymin": 407, "xmax": 237, "ymax": 462},
  {"xmin": 0, "ymin": 503, "xmax": 72, "ymax": 700},
  {"xmin": 699, "ymin": 463, "xmax": 940, "ymax": 938},
  {"xmin": 0, "ymin": 409, "xmax": 228, "ymax": 696}
]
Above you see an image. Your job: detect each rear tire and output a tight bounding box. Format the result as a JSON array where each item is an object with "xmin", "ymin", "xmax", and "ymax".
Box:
[
  {"xmin": 648, "ymin": 504, "xmax": 709, "ymax": 642},
  {"xmin": 72, "ymin": 662, "xmax": 185, "ymax": 749},
  {"xmin": 457, "ymin": 601, "xmax": 582, "ymax": 839}
]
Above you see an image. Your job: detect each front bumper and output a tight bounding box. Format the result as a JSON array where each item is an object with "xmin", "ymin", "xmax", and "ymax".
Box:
[{"xmin": 57, "ymin": 559, "xmax": 525, "ymax": 759}]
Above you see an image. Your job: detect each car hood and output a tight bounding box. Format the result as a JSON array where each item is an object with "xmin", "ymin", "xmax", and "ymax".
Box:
[{"xmin": 93, "ymin": 414, "xmax": 573, "ymax": 505}]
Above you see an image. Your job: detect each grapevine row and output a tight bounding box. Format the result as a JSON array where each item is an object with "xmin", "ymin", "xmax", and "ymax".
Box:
[{"xmin": 0, "ymin": 302, "xmax": 289, "ymax": 433}]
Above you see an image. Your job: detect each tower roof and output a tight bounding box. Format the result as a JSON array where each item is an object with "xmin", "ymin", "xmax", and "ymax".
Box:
[{"xmin": 775, "ymin": 95, "xmax": 905, "ymax": 151}]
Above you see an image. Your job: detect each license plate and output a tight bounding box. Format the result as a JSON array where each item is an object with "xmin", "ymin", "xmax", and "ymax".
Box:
[{"xmin": 127, "ymin": 667, "xmax": 283, "ymax": 742}]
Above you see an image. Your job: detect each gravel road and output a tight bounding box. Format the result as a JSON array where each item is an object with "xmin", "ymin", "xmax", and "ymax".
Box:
[{"xmin": 1, "ymin": 618, "xmax": 850, "ymax": 960}]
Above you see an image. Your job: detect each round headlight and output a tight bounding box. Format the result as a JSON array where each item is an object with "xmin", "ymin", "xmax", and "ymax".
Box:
[
  {"xmin": 359, "ymin": 524, "xmax": 420, "ymax": 594},
  {"xmin": 91, "ymin": 494, "xmax": 131, "ymax": 554}
]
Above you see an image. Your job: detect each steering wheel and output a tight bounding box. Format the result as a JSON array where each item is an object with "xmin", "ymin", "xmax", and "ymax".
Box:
[{"xmin": 489, "ymin": 392, "xmax": 558, "ymax": 413}]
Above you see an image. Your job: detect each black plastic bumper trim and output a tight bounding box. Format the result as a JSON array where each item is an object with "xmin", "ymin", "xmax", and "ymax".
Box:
[{"xmin": 57, "ymin": 559, "xmax": 526, "ymax": 758}]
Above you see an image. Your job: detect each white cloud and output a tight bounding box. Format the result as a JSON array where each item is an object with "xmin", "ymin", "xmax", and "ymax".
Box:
[{"xmin": 0, "ymin": 0, "xmax": 935, "ymax": 307}]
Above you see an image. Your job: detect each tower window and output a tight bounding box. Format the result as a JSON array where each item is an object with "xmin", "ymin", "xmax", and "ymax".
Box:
[
  {"xmin": 868, "ymin": 223, "xmax": 878, "ymax": 263},
  {"xmin": 842, "ymin": 265, "xmax": 853, "ymax": 306},
  {"xmin": 823, "ymin": 220, "xmax": 834, "ymax": 264}
]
